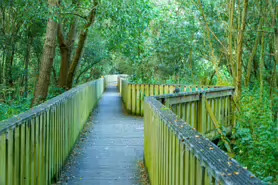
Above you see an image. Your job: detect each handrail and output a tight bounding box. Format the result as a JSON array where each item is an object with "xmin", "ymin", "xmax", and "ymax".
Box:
[
  {"xmin": 0, "ymin": 76, "xmax": 114, "ymax": 185},
  {"xmin": 118, "ymin": 76, "xmax": 224, "ymax": 116},
  {"xmin": 144, "ymin": 95, "xmax": 263, "ymax": 184},
  {"xmin": 155, "ymin": 87, "xmax": 236, "ymax": 137},
  {"xmin": 0, "ymin": 80, "xmax": 102, "ymax": 134}
]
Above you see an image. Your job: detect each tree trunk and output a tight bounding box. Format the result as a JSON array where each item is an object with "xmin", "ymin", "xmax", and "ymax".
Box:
[
  {"xmin": 236, "ymin": 0, "xmax": 249, "ymax": 99},
  {"xmin": 5, "ymin": 45, "xmax": 15, "ymax": 87},
  {"xmin": 57, "ymin": 5, "xmax": 77, "ymax": 88},
  {"xmin": 269, "ymin": 0, "xmax": 277, "ymax": 120},
  {"xmin": 66, "ymin": 0, "xmax": 98, "ymax": 89},
  {"xmin": 228, "ymin": 0, "xmax": 236, "ymax": 82},
  {"xmin": 58, "ymin": 24, "xmax": 69, "ymax": 88},
  {"xmin": 24, "ymin": 37, "xmax": 31, "ymax": 97},
  {"xmin": 260, "ymin": 31, "xmax": 265, "ymax": 102},
  {"xmin": 32, "ymin": 0, "xmax": 58, "ymax": 106},
  {"xmin": 245, "ymin": 20, "xmax": 262, "ymax": 87}
]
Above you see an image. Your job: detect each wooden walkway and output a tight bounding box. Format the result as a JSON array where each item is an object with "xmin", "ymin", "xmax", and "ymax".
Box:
[{"xmin": 59, "ymin": 85, "xmax": 144, "ymax": 185}]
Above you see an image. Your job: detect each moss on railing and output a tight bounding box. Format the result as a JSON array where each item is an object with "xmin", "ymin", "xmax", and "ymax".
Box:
[{"xmin": 144, "ymin": 94, "xmax": 263, "ymax": 185}]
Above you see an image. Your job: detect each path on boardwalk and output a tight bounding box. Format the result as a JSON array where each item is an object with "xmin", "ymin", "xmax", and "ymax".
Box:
[{"xmin": 59, "ymin": 85, "xmax": 144, "ymax": 185}]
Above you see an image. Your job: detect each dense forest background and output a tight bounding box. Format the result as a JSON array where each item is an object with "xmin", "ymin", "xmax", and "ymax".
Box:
[{"xmin": 0, "ymin": 0, "xmax": 277, "ymax": 183}]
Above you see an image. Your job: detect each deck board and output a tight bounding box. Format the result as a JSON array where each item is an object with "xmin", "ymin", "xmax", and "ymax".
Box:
[{"xmin": 59, "ymin": 85, "xmax": 144, "ymax": 185}]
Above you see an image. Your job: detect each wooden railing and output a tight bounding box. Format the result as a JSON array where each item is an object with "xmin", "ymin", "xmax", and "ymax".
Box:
[
  {"xmin": 144, "ymin": 93, "xmax": 263, "ymax": 185},
  {"xmin": 157, "ymin": 88, "xmax": 236, "ymax": 138},
  {"xmin": 118, "ymin": 76, "xmax": 222, "ymax": 116},
  {"xmin": 0, "ymin": 77, "xmax": 108, "ymax": 185}
]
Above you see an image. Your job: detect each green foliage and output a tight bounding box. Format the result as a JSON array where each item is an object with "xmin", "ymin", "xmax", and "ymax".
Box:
[
  {"xmin": 0, "ymin": 97, "xmax": 33, "ymax": 121},
  {"xmin": 233, "ymin": 87, "xmax": 277, "ymax": 184}
]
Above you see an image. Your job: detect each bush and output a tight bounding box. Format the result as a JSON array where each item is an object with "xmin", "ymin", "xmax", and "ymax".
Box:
[{"xmin": 233, "ymin": 87, "xmax": 277, "ymax": 184}]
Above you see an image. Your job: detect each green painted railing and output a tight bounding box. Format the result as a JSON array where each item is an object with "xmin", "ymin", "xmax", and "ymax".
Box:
[
  {"xmin": 0, "ymin": 77, "xmax": 108, "ymax": 185},
  {"xmin": 158, "ymin": 88, "xmax": 236, "ymax": 138},
  {"xmin": 144, "ymin": 92, "xmax": 263, "ymax": 185},
  {"xmin": 118, "ymin": 76, "xmax": 223, "ymax": 116},
  {"xmin": 118, "ymin": 76, "xmax": 235, "ymax": 138}
]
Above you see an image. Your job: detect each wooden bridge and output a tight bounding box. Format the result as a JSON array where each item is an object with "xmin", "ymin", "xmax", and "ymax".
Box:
[{"xmin": 0, "ymin": 75, "xmax": 263, "ymax": 185}]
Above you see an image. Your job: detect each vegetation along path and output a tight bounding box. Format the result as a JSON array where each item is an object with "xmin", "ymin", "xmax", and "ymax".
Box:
[{"xmin": 59, "ymin": 84, "xmax": 144, "ymax": 185}]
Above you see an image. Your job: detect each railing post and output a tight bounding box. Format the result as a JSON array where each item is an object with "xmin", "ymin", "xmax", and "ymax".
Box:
[
  {"xmin": 127, "ymin": 84, "xmax": 131, "ymax": 113},
  {"xmin": 231, "ymin": 92, "xmax": 237, "ymax": 130},
  {"xmin": 198, "ymin": 92, "xmax": 207, "ymax": 134}
]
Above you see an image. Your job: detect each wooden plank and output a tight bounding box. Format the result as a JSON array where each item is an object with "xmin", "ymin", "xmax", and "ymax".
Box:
[
  {"xmin": 160, "ymin": 85, "xmax": 164, "ymax": 95},
  {"xmin": 127, "ymin": 84, "xmax": 132, "ymax": 112},
  {"xmin": 190, "ymin": 153, "xmax": 196, "ymax": 185},
  {"xmin": 20, "ymin": 124, "xmax": 26, "ymax": 185},
  {"xmin": 177, "ymin": 104, "xmax": 181, "ymax": 119},
  {"xmin": 7, "ymin": 129, "xmax": 13, "ymax": 185},
  {"xmin": 164, "ymin": 85, "xmax": 169, "ymax": 94},
  {"xmin": 196, "ymin": 159, "xmax": 202, "ymax": 185},
  {"xmin": 199, "ymin": 93, "xmax": 206, "ymax": 134},
  {"xmin": 141, "ymin": 85, "xmax": 145, "ymax": 116},
  {"xmin": 38, "ymin": 115, "xmax": 43, "ymax": 184},
  {"xmin": 186, "ymin": 102, "xmax": 190, "ymax": 125},
  {"xmin": 179, "ymin": 141, "xmax": 184, "ymax": 185},
  {"xmin": 204, "ymin": 168, "xmax": 211, "ymax": 185},
  {"xmin": 45, "ymin": 111, "xmax": 50, "ymax": 184},
  {"xmin": 169, "ymin": 85, "xmax": 175, "ymax": 94},
  {"xmin": 25, "ymin": 121, "xmax": 31, "ymax": 185},
  {"xmin": 184, "ymin": 147, "xmax": 190, "ymax": 185},
  {"xmin": 136, "ymin": 84, "xmax": 140, "ymax": 115},
  {"xmin": 132, "ymin": 84, "xmax": 136, "ymax": 114},
  {"xmin": 35, "ymin": 116, "xmax": 40, "ymax": 184},
  {"xmin": 41, "ymin": 113, "xmax": 46, "ymax": 184},
  {"xmin": 0, "ymin": 134, "xmax": 6, "ymax": 185},
  {"xmin": 191, "ymin": 102, "xmax": 195, "ymax": 129},
  {"xmin": 168, "ymin": 94, "xmax": 200, "ymax": 105},
  {"xmin": 206, "ymin": 90, "xmax": 233, "ymax": 99},
  {"xmin": 162, "ymin": 122, "xmax": 166, "ymax": 185},
  {"xmin": 12, "ymin": 127, "xmax": 19, "ymax": 185},
  {"xmin": 169, "ymin": 128, "xmax": 172, "ymax": 185},
  {"xmin": 145, "ymin": 84, "xmax": 149, "ymax": 97},
  {"xmin": 157, "ymin": 118, "xmax": 161, "ymax": 185},
  {"xmin": 181, "ymin": 103, "xmax": 186, "ymax": 121},
  {"xmin": 175, "ymin": 136, "xmax": 180, "ymax": 185},
  {"xmin": 155, "ymin": 85, "xmax": 159, "ymax": 96},
  {"xmin": 171, "ymin": 132, "xmax": 175, "ymax": 185},
  {"xmin": 165, "ymin": 126, "xmax": 169, "ymax": 185},
  {"xmin": 150, "ymin": 85, "xmax": 154, "ymax": 96}
]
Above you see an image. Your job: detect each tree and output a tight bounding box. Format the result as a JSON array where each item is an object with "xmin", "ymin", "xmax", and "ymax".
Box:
[
  {"xmin": 66, "ymin": 0, "xmax": 99, "ymax": 89},
  {"xmin": 32, "ymin": 0, "xmax": 59, "ymax": 106}
]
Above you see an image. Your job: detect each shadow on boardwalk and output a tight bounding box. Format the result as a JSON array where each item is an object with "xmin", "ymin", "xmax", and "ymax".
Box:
[{"xmin": 58, "ymin": 85, "xmax": 146, "ymax": 185}]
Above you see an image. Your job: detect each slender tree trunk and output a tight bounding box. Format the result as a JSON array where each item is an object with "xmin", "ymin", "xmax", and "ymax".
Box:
[
  {"xmin": 5, "ymin": 46, "xmax": 15, "ymax": 87},
  {"xmin": 24, "ymin": 37, "xmax": 31, "ymax": 97},
  {"xmin": 58, "ymin": 24, "xmax": 69, "ymax": 88},
  {"xmin": 236, "ymin": 0, "xmax": 249, "ymax": 99},
  {"xmin": 260, "ymin": 31, "xmax": 265, "ymax": 102},
  {"xmin": 66, "ymin": 30, "xmax": 88, "ymax": 89},
  {"xmin": 66, "ymin": 0, "xmax": 98, "ymax": 89},
  {"xmin": 2, "ymin": 52, "xmax": 6, "ymax": 85},
  {"xmin": 189, "ymin": 48, "xmax": 193, "ymax": 79},
  {"xmin": 269, "ymin": 0, "xmax": 277, "ymax": 120},
  {"xmin": 229, "ymin": 0, "xmax": 236, "ymax": 82},
  {"xmin": 32, "ymin": 0, "xmax": 58, "ymax": 106},
  {"xmin": 245, "ymin": 20, "xmax": 262, "ymax": 87}
]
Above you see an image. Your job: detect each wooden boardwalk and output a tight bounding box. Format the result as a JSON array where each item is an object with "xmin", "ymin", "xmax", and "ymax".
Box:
[{"xmin": 59, "ymin": 85, "xmax": 144, "ymax": 185}]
